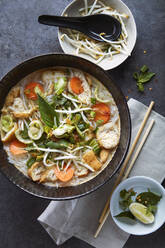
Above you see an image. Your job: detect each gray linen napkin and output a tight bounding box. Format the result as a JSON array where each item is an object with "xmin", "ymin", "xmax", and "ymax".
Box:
[{"xmin": 38, "ymin": 98, "xmax": 165, "ymax": 247}]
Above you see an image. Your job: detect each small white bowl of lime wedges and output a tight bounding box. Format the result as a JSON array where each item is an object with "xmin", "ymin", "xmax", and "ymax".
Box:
[{"xmin": 110, "ymin": 176, "xmax": 165, "ymax": 235}]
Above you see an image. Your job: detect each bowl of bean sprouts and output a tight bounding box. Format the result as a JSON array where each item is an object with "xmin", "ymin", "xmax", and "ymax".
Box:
[{"xmin": 58, "ymin": 0, "xmax": 137, "ymax": 70}]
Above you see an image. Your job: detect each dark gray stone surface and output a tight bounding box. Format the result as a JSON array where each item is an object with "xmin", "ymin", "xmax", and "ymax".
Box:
[{"xmin": 0, "ymin": 0, "xmax": 165, "ymax": 247}]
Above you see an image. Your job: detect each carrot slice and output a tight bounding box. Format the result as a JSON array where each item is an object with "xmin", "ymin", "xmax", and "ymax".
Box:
[
  {"xmin": 92, "ymin": 103, "xmax": 110, "ymax": 124},
  {"xmin": 24, "ymin": 82, "xmax": 44, "ymax": 100},
  {"xmin": 70, "ymin": 77, "xmax": 84, "ymax": 95},
  {"xmin": 54, "ymin": 167, "xmax": 74, "ymax": 182},
  {"xmin": 9, "ymin": 139, "xmax": 27, "ymax": 155}
]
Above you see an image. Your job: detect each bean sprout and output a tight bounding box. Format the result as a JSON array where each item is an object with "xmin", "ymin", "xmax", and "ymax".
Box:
[{"xmin": 60, "ymin": 0, "xmax": 130, "ymax": 63}]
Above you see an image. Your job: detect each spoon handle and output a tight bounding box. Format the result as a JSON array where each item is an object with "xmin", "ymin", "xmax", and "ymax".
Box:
[{"xmin": 38, "ymin": 15, "xmax": 84, "ymax": 31}]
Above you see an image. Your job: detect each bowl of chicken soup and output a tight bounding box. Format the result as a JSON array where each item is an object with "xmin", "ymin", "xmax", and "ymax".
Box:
[{"xmin": 0, "ymin": 54, "xmax": 131, "ymax": 200}]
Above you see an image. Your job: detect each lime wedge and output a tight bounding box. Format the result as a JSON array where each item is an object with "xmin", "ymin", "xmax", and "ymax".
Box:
[{"xmin": 129, "ymin": 202, "xmax": 154, "ymax": 224}]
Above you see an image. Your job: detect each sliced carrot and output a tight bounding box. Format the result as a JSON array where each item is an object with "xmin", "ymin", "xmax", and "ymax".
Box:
[
  {"xmin": 54, "ymin": 167, "xmax": 74, "ymax": 182},
  {"xmin": 70, "ymin": 77, "xmax": 84, "ymax": 95},
  {"xmin": 9, "ymin": 139, "xmax": 27, "ymax": 155},
  {"xmin": 92, "ymin": 103, "xmax": 110, "ymax": 124},
  {"xmin": 24, "ymin": 82, "xmax": 44, "ymax": 100}
]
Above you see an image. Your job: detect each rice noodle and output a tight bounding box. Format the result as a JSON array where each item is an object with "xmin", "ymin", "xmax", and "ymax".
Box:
[
  {"xmin": 75, "ymin": 160, "xmax": 94, "ymax": 172},
  {"xmin": 62, "ymin": 93, "xmax": 80, "ymax": 103},
  {"xmin": 55, "ymin": 107, "xmax": 91, "ymax": 114}
]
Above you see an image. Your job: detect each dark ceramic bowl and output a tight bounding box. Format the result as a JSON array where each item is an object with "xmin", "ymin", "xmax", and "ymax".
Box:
[{"xmin": 0, "ymin": 54, "xmax": 131, "ymax": 200}]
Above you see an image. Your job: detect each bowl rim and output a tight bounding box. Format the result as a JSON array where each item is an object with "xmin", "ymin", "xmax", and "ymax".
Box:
[
  {"xmin": 0, "ymin": 53, "xmax": 131, "ymax": 200},
  {"xmin": 110, "ymin": 176, "xmax": 165, "ymax": 235},
  {"xmin": 58, "ymin": 0, "xmax": 137, "ymax": 70}
]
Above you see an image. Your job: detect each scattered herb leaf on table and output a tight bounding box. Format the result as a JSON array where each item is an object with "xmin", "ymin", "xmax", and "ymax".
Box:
[{"xmin": 133, "ymin": 65, "xmax": 155, "ymax": 92}]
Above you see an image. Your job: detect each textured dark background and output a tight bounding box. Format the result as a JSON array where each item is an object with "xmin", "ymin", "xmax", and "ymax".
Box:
[{"xmin": 0, "ymin": 0, "xmax": 165, "ymax": 247}]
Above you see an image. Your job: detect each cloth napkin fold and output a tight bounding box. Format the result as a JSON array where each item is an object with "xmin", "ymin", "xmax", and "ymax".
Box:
[{"xmin": 38, "ymin": 98, "xmax": 165, "ymax": 247}]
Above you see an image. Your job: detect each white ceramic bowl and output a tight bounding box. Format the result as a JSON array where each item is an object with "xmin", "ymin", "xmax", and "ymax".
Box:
[
  {"xmin": 58, "ymin": 0, "xmax": 137, "ymax": 70},
  {"xmin": 110, "ymin": 176, "xmax": 165, "ymax": 235}
]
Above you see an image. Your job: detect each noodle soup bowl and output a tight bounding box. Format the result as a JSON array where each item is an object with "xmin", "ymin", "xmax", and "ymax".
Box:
[{"xmin": 0, "ymin": 54, "xmax": 131, "ymax": 200}]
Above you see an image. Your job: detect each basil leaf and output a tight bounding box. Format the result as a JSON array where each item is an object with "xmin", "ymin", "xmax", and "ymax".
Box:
[
  {"xmin": 136, "ymin": 191, "xmax": 162, "ymax": 206},
  {"xmin": 138, "ymin": 72, "xmax": 155, "ymax": 83},
  {"xmin": 114, "ymin": 211, "xmax": 135, "ymax": 220},
  {"xmin": 38, "ymin": 94, "xmax": 59, "ymax": 127},
  {"xmin": 140, "ymin": 65, "xmax": 148, "ymax": 73}
]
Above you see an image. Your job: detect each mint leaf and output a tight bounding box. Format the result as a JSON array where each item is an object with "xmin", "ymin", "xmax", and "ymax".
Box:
[
  {"xmin": 140, "ymin": 65, "xmax": 148, "ymax": 73},
  {"xmin": 133, "ymin": 65, "xmax": 155, "ymax": 92},
  {"xmin": 138, "ymin": 72, "xmax": 155, "ymax": 83}
]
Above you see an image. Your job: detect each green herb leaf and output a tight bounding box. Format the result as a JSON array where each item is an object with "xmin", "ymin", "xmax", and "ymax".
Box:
[
  {"xmin": 133, "ymin": 72, "xmax": 139, "ymax": 80},
  {"xmin": 119, "ymin": 188, "xmax": 136, "ymax": 210},
  {"xmin": 114, "ymin": 211, "xmax": 135, "ymax": 220},
  {"xmin": 137, "ymin": 82, "xmax": 144, "ymax": 92},
  {"xmin": 138, "ymin": 72, "xmax": 155, "ymax": 83},
  {"xmin": 136, "ymin": 191, "xmax": 162, "ymax": 206},
  {"xmin": 146, "ymin": 205, "xmax": 157, "ymax": 214},
  {"xmin": 133, "ymin": 65, "xmax": 155, "ymax": 92},
  {"xmin": 140, "ymin": 65, "xmax": 148, "ymax": 73},
  {"xmin": 38, "ymin": 94, "xmax": 59, "ymax": 128}
]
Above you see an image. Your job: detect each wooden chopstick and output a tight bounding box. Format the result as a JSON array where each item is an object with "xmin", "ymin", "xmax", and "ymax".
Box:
[
  {"xmin": 94, "ymin": 119, "xmax": 155, "ymax": 238},
  {"xmin": 98, "ymin": 101, "xmax": 154, "ymax": 224},
  {"xmin": 122, "ymin": 119, "xmax": 154, "ymax": 180},
  {"xmin": 94, "ymin": 101, "xmax": 154, "ymax": 238}
]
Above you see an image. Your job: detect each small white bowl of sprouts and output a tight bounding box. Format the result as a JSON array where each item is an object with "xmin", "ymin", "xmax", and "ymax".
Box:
[{"xmin": 58, "ymin": 0, "xmax": 137, "ymax": 70}]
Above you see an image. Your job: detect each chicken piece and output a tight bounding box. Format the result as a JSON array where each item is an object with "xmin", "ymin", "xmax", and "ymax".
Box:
[
  {"xmin": 8, "ymin": 97, "xmax": 36, "ymax": 118},
  {"xmin": 68, "ymin": 71, "xmax": 91, "ymax": 105},
  {"xmin": 100, "ymin": 149, "xmax": 109, "ymax": 163},
  {"xmin": 4, "ymin": 86, "xmax": 20, "ymax": 107},
  {"xmin": 96, "ymin": 122, "xmax": 120, "ymax": 149},
  {"xmin": 82, "ymin": 150, "xmax": 102, "ymax": 171},
  {"xmin": 0, "ymin": 122, "xmax": 17, "ymax": 142},
  {"xmin": 40, "ymin": 166, "xmax": 57, "ymax": 183},
  {"xmin": 28, "ymin": 162, "xmax": 45, "ymax": 182},
  {"xmin": 74, "ymin": 165, "xmax": 89, "ymax": 177}
]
